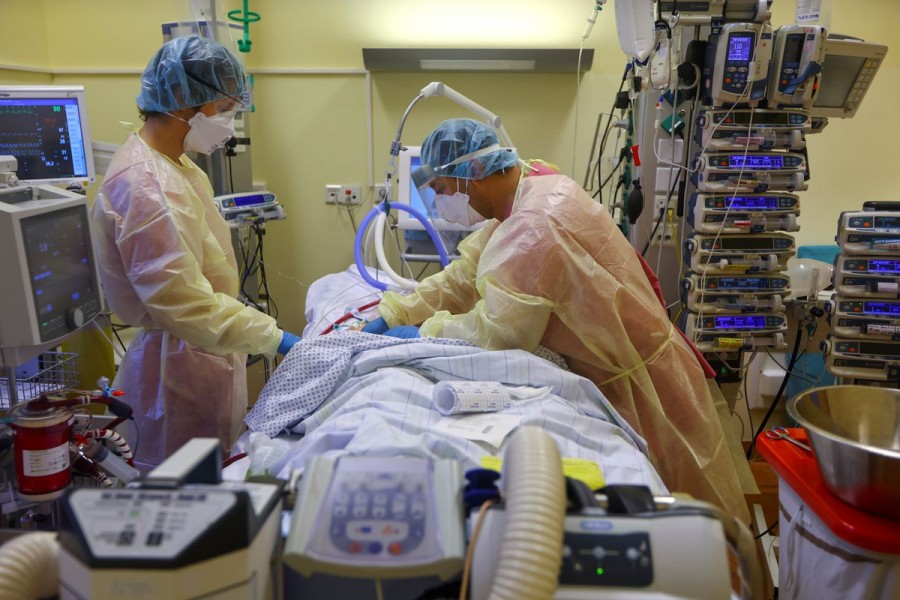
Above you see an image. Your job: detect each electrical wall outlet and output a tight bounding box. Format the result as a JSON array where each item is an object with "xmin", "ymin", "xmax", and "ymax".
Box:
[
  {"xmin": 338, "ymin": 184, "xmax": 362, "ymax": 205},
  {"xmin": 374, "ymin": 183, "xmax": 388, "ymax": 202},
  {"xmin": 653, "ymin": 209, "xmax": 677, "ymax": 247},
  {"xmin": 324, "ymin": 184, "xmax": 341, "ymax": 204}
]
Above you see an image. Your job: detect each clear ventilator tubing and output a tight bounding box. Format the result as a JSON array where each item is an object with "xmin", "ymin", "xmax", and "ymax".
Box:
[
  {"xmin": 0, "ymin": 531, "xmax": 59, "ymax": 600},
  {"xmin": 489, "ymin": 426, "xmax": 566, "ymax": 600},
  {"xmin": 354, "ymin": 202, "xmax": 450, "ymax": 292}
]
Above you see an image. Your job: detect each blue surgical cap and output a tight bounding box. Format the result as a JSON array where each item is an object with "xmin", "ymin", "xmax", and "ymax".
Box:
[
  {"xmin": 420, "ymin": 118, "xmax": 518, "ymax": 180},
  {"xmin": 136, "ymin": 35, "xmax": 249, "ymax": 113}
]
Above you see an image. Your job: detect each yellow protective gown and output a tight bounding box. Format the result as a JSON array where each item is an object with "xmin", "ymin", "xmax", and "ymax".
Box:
[
  {"xmin": 91, "ymin": 133, "xmax": 281, "ymax": 470},
  {"xmin": 380, "ymin": 174, "xmax": 748, "ymax": 520}
]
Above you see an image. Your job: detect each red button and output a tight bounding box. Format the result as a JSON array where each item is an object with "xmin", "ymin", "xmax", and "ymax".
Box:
[
  {"xmin": 349, "ymin": 542, "xmax": 362, "ymax": 554},
  {"xmin": 389, "ymin": 542, "xmax": 403, "ymax": 555}
]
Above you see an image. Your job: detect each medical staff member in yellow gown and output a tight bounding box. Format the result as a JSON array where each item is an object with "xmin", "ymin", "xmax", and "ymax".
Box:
[
  {"xmin": 365, "ymin": 118, "xmax": 748, "ymax": 521},
  {"xmin": 91, "ymin": 36, "xmax": 301, "ymax": 470}
]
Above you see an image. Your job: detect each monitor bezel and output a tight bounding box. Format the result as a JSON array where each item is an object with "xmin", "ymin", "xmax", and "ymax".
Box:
[
  {"xmin": 0, "ymin": 85, "xmax": 96, "ymax": 186},
  {"xmin": 809, "ymin": 38, "xmax": 888, "ymax": 119},
  {"xmin": 396, "ymin": 145, "xmax": 483, "ymax": 233}
]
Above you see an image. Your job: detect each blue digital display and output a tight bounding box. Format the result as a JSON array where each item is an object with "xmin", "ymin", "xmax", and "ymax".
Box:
[
  {"xmin": 729, "ymin": 155, "xmax": 784, "ymax": 169},
  {"xmin": 728, "ymin": 197, "xmax": 779, "ymax": 210},
  {"xmin": 863, "ymin": 302, "xmax": 900, "ymax": 316},
  {"xmin": 234, "ymin": 194, "xmax": 266, "ymax": 207},
  {"xmin": 714, "ymin": 316, "xmax": 766, "ymax": 329},
  {"xmin": 869, "ymin": 260, "xmax": 900, "ymax": 274},
  {"xmin": 727, "ymin": 33, "xmax": 754, "ymax": 62},
  {"xmin": 874, "ymin": 216, "xmax": 900, "ymax": 229},
  {"xmin": 714, "ymin": 277, "xmax": 766, "ymax": 289}
]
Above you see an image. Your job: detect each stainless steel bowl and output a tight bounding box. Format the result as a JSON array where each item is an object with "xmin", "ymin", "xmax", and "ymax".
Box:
[{"xmin": 787, "ymin": 385, "xmax": 900, "ymax": 520}]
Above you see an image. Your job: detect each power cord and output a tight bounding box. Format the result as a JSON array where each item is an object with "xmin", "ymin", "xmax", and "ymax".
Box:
[{"xmin": 745, "ymin": 305, "xmax": 824, "ymax": 459}]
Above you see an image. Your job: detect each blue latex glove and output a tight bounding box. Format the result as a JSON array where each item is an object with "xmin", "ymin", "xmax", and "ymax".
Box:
[
  {"xmin": 383, "ymin": 326, "xmax": 419, "ymax": 339},
  {"xmin": 362, "ymin": 317, "xmax": 390, "ymax": 334},
  {"xmin": 277, "ymin": 331, "xmax": 301, "ymax": 355}
]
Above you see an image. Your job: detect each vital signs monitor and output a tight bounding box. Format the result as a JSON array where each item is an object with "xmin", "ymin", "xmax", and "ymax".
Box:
[{"xmin": 0, "ymin": 86, "xmax": 96, "ymax": 186}]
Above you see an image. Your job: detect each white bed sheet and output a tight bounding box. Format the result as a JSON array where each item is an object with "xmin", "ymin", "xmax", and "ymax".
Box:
[
  {"xmin": 301, "ymin": 265, "xmax": 384, "ymax": 337},
  {"xmin": 244, "ymin": 332, "xmax": 666, "ymax": 494}
]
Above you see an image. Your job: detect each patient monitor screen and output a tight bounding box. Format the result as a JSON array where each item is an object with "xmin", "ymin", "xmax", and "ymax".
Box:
[
  {"xmin": 0, "ymin": 97, "xmax": 90, "ymax": 182},
  {"xmin": 407, "ymin": 154, "xmax": 437, "ymax": 219},
  {"xmin": 21, "ymin": 206, "xmax": 97, "ymax": 341},
  {"xmin": 814, "ymin": 55, "xmax": 865, "ymax": 108}
]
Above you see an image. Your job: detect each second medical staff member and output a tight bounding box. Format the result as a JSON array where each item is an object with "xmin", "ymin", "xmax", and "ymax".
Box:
[
  {"xmin": 367, "ymin": 118, "xmax": 748, "ymax": 521},
  {"xmin": 92, "ymin": 36, "xmax": 300, "ymax": 470}
]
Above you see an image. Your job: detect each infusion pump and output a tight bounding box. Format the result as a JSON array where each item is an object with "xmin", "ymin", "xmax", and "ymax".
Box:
[
  {"xmin": 767, "ymin": 25, "xmax": 827, "ymax": 109},
  {"xmin": 692, "ymin": 152, "xmax": 807, "ymax": 193},
  {"xmin": 696, "ymin": 110, "xmax": 809, "ymax": 152},
  {"xmin": 704, "ymin": 22, "xmax": 774, "ymax": 107},
  {"xmin": 825, "ymin": 296, "xmax": 900, "ymax": 339},
  {"xmin": 682, "ymin": 273, "xmax": 790, "ymax": 313},
  {"xmin": 836, "ymin": 211, "xmax": 900, "ymax": 254},
  {"xmin": 684, "ymin": 313, "xmax": 787, "ymax": 353},
  {"xmin": 688, "ymin": 193, "xmax": 800, "ymax": 235},
  {"xmin": 684, "ymin": 233, "xmax": 795, "ymax": 274},
  {"xmin": 823, "ymin": 337, "xmax": 900, "ymax": 381}
]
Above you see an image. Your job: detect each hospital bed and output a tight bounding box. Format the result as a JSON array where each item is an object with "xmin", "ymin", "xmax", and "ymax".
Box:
[
  {"xmin": 226, "ymin": 266, "xmax": 760, "ymax": 599},
  {"xmin": 238, "ymin": 266, "xmax": 663, "ymax": 493}
]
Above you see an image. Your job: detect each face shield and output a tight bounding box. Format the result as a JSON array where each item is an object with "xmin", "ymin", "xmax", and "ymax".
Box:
[{"xmin": 411, "ymin": 143, "xmax": 512, "ymax": 215}]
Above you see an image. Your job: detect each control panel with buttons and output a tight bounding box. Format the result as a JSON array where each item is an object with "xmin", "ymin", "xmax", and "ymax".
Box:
[{"xmin": 284, "ymin": 455, "xmax": 464, "ymax": 580}]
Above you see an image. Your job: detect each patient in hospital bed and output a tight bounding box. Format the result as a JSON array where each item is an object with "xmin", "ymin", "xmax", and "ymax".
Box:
[{"xmin": 236, "ymin": 266, "xmax": 666, "ymax": 497}]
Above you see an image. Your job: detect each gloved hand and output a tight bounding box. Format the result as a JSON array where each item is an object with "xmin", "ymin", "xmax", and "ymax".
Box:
[
  {"xmin": 383, "ymin": 326, "xmax": 419, "ymax": 339},
  {"xmin": 362, "ymin": 317, "xmax": 390, "ymax": 334},
  {"xmin": 277, "ymin": 331, "xmax": 301, "ymax": 355}
]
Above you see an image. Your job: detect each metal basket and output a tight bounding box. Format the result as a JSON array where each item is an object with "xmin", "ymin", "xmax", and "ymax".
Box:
[{"xmin": 0, "ymin": 352, "xmax": 79, "ymax": 408}]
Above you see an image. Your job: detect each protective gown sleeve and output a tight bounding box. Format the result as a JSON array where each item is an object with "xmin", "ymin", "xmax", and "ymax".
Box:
[
  {"xmin": 417, "ymin": 209, "xmax": 566, "ymax": 351},
  {"xmin": 104, "ymin": 165, "xmax": 281, "ymax": 357},
  {"xmin": 378, "ymin": 222, "xmax": 498, "ymax": 327}
]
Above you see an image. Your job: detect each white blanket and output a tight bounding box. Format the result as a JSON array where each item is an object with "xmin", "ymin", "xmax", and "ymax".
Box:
[{"xmin": 245, "ymin": 332, "xmax": 665, "ymax": 493}]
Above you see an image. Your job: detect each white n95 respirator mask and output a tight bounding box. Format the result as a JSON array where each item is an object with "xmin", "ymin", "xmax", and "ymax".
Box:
[
  {"xmin": 178, "ymin": 111, "xmax": 236, "ymax": 155},
  {"xmin": 433, "ymin": 180, "xmax": 486, "ymax": 227}
]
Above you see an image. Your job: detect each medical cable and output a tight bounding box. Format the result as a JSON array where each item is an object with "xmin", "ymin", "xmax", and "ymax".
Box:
[
  {"xmin": 591, "ymin": 117, "xmax": 628, "ymax": 196},
  {"xmin": 572, "ymin": 1, "xmax": 605, "ymax": 178},
  {"xmin": 308, "ymin": 281, "xmax": 382, "ymax": 337},
  {"xmin": 255, "ymin": 222, "xmax": 278, "ymax": 319},
  {"xmin": 345, "ymin": 203, "xmax": 358, "ymax": 234},
  {"xmin": 641, "ymin": 172, "xmax": 680, "ymax": 256},
  {"xmin": 583, "ymin": 111, "xmax": 614, "ymax": 189},
  {"xmin": 459, "ymin": 498, "xmax": 495, "ymax": 600},
  {"xmin": 90, "ymin": 318, "xmax": 126, "ymax": 360},
  {"xmin": 592, "ymin": 65, "xmax": 631, "ymax": 204},
  {"xmin": 84, "ymin": 428, "xmax": 135, "ymax": 465},
  {"xmin": 320, "ymin": 299, "xmax": 381, "ymax": 335},
  {"xmin": 754, "ymin": 519, "xmax": 778, "ymax": 540},
  {"xmin": 652, "ymin": 29, "xmax": 763, "ymax": 174},
  {"xmin": 237, "ymin": 231, "xmax": 265, "ymax": 312},
  {"xmin": 745, "ymin": 317, "xmax": 805, "ymax": 460},
  {"xmin": 762, "ymin": 348, "xmax": 817, "ymax": 384},
  {"xmin": 222, "ymin": 452, "xmax": 248, "ymax": 468}
]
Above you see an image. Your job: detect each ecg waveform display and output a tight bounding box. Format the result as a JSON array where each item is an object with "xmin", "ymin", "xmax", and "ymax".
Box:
[{"xmin": 0, "ymin": 98, "xmax": 88, "ymax": 181}]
